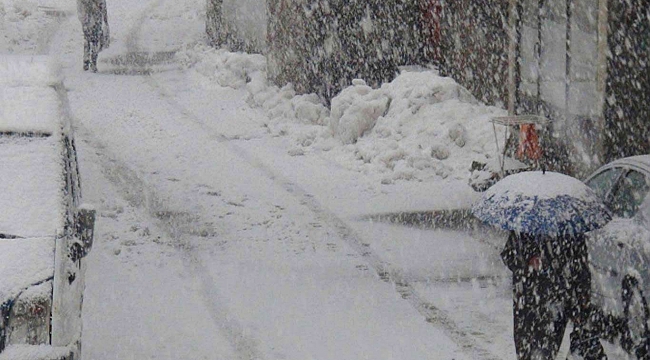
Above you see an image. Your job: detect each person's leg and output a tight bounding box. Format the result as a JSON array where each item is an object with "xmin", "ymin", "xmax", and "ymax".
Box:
[
  {"xmin": 83, "ymin": 31, "xmax": 91, "ymax": 71},
  {"xmin": 90, "ymin": 50, "xmax": 98, "ymax": 72},
  {"xmin": 514, "ymin": 307, "xmax": 533, "ymax": 359},
  {"xmin": 513, "ymin": 280, "xmax": 527, "ymax": 359},
  {"xmin": 525, "ymin": 277, "xmax": 567, "ymax": 360},
  {"xmin": 547, "ymin": 308, "xmax": 568, "ymax": 359},
  {"xmin": 88, "ymin": 21, "xmax": 101, "ymax": 72},
  {"xmin": 527, "ymin": 308, "xmax": 565, "ymax": 360},
  {"xmin": 514, "ymin": 288, "xmax": 538, "ymax": 360},
  {"xmin": 569, "ymin": 327, "xmax": 607, "ymax": 360}
]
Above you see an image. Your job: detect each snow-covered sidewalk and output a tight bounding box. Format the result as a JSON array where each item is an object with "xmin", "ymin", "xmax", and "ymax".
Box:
[{"xmin": 3, "ymin": 0, "xmax": 533, "ymax": 359}]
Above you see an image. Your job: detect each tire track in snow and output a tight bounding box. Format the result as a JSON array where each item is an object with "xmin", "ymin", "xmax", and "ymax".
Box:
[
  {"xmin": 74, "ymin": 123, "xmax": 266, "ymax": 360},
  {"xmin": 124, "ymin": 1, "xmax": 502, "ymax": 358},
  {"xmin": 87, "ymin": 2, "xmax": 268, "ymax": 360},
  {"xmin": 141, "ymin": 59, "xmax": 502, "ymax": 360}
]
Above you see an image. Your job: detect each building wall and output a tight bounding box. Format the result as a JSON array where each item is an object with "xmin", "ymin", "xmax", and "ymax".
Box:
[
  {"xmin": 512, "ymin": 0, "xmax": 607, "ymax": 176},
  {"xmin": 511, "ymin": 0, "xmax": 650, "ymax": 172},
  {"xmin": 603, "ymin": 0, "xmax": 650, "ymax": 161},
  {"xmin": 206, "ymin": 0, "xmax": 267, "ymax": 53},
  {"xmin": 267, "ymin": 0, "xmax": 425, "ymax": 101},
  {"xmin": 438, "ymin": 0, "xmax": 510, "ymax": 107}
]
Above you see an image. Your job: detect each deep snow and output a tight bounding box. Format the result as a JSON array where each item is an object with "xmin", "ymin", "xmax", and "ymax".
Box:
[{"xmin": 1, "ymin": 0, "xmax": 634, "ymax": 359}]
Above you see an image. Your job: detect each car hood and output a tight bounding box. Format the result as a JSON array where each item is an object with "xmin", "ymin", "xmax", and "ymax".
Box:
[{"xmin": 0, "ymin": 237, "xmax": 54, "ymax": 304}]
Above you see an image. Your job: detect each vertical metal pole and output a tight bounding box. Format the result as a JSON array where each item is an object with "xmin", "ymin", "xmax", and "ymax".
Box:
[
  {"xmin": 493, "ymin": 122, "xmax": 506, "ymax": 176},
  {"xmin": 537, "ymin": 0, "xmax": 543, "ymax": 115},
  {"xmin": 595, "ymin": 0, "xmax": 609, "ymax": 164},
  {"xmin": 566, "ymin": 0, "xmax": 572, "ymax": 123},
  {"xmin": 508, "ymin": 0, "xmax": 518, "ymax": 116}
]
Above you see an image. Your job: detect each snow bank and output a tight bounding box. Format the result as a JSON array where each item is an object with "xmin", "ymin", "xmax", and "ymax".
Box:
[
  {"xmin": 330, "ymin": 79, "xmax": 390, "ymax": 144},
  {"xmin": 0, "ymin": 0, "xmax": 59, "ymax": 54},
  {"xmin": 178, "ymin": 45, "xmax": 507, "ymax": 184}
]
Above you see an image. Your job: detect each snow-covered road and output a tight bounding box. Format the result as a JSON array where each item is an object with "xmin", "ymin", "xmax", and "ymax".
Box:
[{"xmin": 5, "ymin": 0, "xmax": 534, "ymax": 358}]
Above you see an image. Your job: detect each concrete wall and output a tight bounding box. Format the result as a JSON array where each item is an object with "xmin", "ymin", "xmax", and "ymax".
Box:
[
  {"xmin": 222, "ymin": 0, "xmax": 267, "ymax": 53},
  {"xmin": 438, "ymin": 0, "xmax": 509, "ymax": 106},
  {"xmin": 206, "ymin": 0, "xmax": 267, "ymax": 53},
  {"xmin": 266, "ymin": 0, "xmax": 424, "ymax": 101}
]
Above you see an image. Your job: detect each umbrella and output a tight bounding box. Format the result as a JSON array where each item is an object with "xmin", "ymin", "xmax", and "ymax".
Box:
[{"xmin": 472, "ymin": 171, "xmax": 612, "ymax": 236}]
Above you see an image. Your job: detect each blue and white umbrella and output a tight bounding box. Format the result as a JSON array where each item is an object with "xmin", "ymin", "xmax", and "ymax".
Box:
[{"xmin": 472, "ymin": 171, "xmax": 612, "ymax": 236}]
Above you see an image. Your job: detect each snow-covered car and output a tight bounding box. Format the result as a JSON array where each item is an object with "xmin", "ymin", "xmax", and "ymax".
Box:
[
  {"xmin": 0, "ymin": 56, "xmax": 95, "ymax": 359},
  {"xmin": 584, "ymin": 155, "xmax": 650, "ymax": 356}
]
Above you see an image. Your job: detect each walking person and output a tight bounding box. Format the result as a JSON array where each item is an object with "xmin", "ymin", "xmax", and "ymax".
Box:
[
  {"xmin": 471, "ymin": 170, "xmax": 613, "ymax": 360},
  {"xmin": 77, "ymin": 0, "xmax": 110, "ymax": 72},
  {"xmin": 501, "ymin": 231, "xmax": 607, "ymax": 360}
]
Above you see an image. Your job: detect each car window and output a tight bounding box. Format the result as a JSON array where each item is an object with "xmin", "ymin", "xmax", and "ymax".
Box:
[
  {"xmin": 585, "ymin": 167, "xmax": 623, "ymax": 199},
  {"xmin": 609, "ymin": 170, "xmax": 650, "ymax": 218}
]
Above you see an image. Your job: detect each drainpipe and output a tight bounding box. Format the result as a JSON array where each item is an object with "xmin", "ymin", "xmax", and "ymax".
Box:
[
  {"xmin": 537, "ymin": 0, "xmax": 543, "ymax": 116},
  {"xmin": 565, "ymin": 0, "xmax": 572, "ymax": 125},
  {"xmin": 595, "ymin": 0, "xmax": 609, "ymax": 165},
  {"xmin": 508, "ymin": 0, "xmax": 519, "ymax": 116}
]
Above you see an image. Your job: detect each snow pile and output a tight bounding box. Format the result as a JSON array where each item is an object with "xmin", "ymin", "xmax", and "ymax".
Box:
[
  {"xmin": 330, "ymin": 79, "xmax": 391, "ymax": 144},
  {"xmin": 177, "ymin": 44, "xmax": 330, "ymax": 126},
  {"xmin": 177, "ymin": 46, "xmax": 267, "ymax": 90},
  {"xmin": 0, "ymin": 1, "xmax": 52, "ymax": 54},
  {"xmin": 329, "ymin": 70, "xmax": 506, "ymax": 183},
  {"xmin": 178, "ymin": 45, "xmax": 507, "ymax": 183}
]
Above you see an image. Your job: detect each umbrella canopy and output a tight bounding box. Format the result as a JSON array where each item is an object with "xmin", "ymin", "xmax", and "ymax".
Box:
[{"xmin": 472, "ymin": 171, "xmax": 612, "ymax": 236}]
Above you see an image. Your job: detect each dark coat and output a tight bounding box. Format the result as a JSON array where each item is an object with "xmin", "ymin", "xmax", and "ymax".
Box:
[
  {"xmin": 502, "ymin": 232, "xmax": 590, "ymax": 300},
  {"xmin": 501, "ymin": 231, "xmax": 595, "ymax": 360},
  {"xmin": 77, "ymin": 0, "xmax": 110, "ymax": 51}
]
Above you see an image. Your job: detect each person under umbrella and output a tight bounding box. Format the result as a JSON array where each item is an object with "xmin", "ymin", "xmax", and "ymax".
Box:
[
  {"xmin": 77, "ymin": 0, "xmax": 110, "ymax": 72},
  {"xmin": 473, "ymin": 171, "xmax": 612, "ymax": 360}
]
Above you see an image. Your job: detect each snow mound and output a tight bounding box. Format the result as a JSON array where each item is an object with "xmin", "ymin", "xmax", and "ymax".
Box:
[
  {"xmin": 330, "ymin": 79, "xmax": 390, "ymax": 144},
  {"xmin": 180, "ymin": 46, "xmax": 507, "ymax": 183},
  {"xmin": 177, "ymin": 44, "xmax": 330, "ymax": 126},
  {"xmin": 177, "ymin": 46, "xmax": 266, "ymax": 89},
  {"xmin": 0, "ymin": 1, "xmax": 59, "ymax": 54},
  {"xmin": 334, "ymin": 69, "xmax": 506, "ymax": 182}
]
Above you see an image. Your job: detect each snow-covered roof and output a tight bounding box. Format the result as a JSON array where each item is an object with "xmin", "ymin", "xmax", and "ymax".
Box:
[
  {"xmin": 0, "ymin": 56, "xmax": 65, "ymax": 134},
  {"xmin": 608, "ymin": 155, "xmax": 650, "ymax": 173},
  {"xmin": 0, "ymin": 136, "xmax": 65, "ymax": 238},
  {"xmin": 0, "ymin": 56, "xmax": 62, "ymax": 88}
]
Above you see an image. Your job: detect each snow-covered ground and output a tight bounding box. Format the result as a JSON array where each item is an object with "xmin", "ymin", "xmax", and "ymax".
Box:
[{"xmin": 3, "ymin": 0, "xmax": 631, "ymax": 359}]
